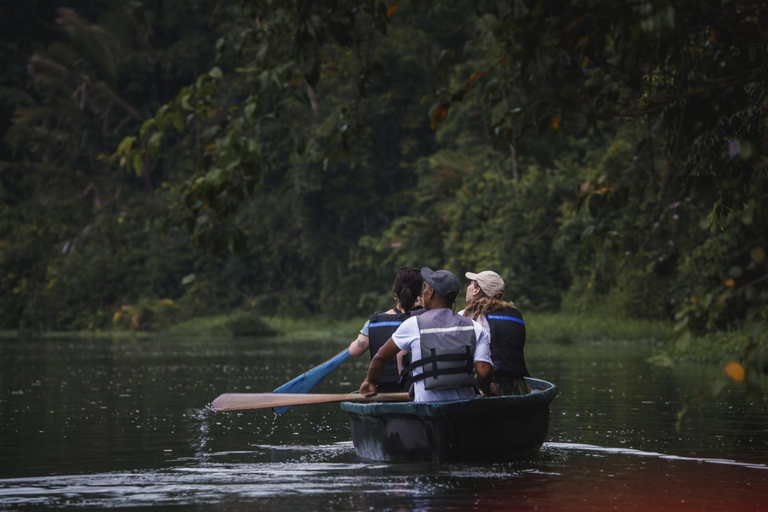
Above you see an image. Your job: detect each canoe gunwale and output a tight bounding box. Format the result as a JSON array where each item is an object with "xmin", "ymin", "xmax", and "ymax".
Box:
[{"xmin": 340, "ymin": 377, "xmax": 557, "ymax": 416}]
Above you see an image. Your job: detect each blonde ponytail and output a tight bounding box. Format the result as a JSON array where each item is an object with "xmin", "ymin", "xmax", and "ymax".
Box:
[{"xmin": 462, "ymin": 296, "xmax": 516, "ymax": 320}]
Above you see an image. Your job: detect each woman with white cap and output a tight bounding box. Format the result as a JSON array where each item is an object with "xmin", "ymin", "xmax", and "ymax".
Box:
[{"xmin": 460, "ymin": 270, "xmax": 531, "ymax": 395}]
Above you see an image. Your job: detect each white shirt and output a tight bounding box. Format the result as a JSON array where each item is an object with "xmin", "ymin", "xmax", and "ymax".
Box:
[
  {"xmin": 457, "ymin": 309, "xmax": 490, "ymax": 333},
  {"xmin": 392, "ymin": 310, "xmax": 491, "ymax": 402}
]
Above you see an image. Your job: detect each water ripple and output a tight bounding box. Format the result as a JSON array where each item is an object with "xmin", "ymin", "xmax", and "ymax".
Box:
[{"xmin": 544, "ymin": 442, "xmax": 768, "ymax": 470}]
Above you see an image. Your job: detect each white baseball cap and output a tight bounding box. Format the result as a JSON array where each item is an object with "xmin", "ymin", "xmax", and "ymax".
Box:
[{"xmin": 465, "ymin": 270, "xmax": 505, "ymax": 298}]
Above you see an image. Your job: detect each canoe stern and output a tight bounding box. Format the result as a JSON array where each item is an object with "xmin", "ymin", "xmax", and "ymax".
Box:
[{"xmin": 342, "ymin": 377, "xmax": 557, "ymax": 462}]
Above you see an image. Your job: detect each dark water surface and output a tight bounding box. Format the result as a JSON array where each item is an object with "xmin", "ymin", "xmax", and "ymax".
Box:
[{"xmin": 1, "ymin": 335, "xmax": 766, "ymax": 511}]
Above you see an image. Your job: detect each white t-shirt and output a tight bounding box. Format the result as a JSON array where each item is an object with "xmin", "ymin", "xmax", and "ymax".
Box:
[
  {"xmin": 457, "ymin": 309, "xmax": 489, "ymax": 333},
  {"xmin": 392, "ymin": 310, "xmax": 491, "ymax": 402}
]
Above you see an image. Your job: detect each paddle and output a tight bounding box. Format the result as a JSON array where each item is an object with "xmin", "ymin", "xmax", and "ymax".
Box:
[
  {"xmin": 271, "ymin": 348, "xmax": 352, "ymax": 414},
  {"xmin": 211, "ymin": 392, "xmax": 411, "ymax": 412}
]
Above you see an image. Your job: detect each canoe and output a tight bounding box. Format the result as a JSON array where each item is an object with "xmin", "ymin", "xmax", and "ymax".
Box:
[{"xmin": 340, "ymin": 377, "xmax": 557, "ymax": 462}]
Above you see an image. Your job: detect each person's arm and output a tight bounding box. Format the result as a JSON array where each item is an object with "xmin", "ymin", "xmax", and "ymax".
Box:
[
  {"xmin": 348, "ymin": 320, "xmax": 370, "ymax": 357},
  {"xmin": 472, "ymin": 321, "xmax": 495, "ymax": 396},
  {"xmin": 348, "ymin": 334, "xmax": 370, "ymax": 357},
  {"xmin": 396, "ymin": 350, "xmax": 408, "ymax": 374},
  {"xmin": 474, "ymin": 361, "xmax": 495, "ymax": 396},
  {"xmin": 359, "ymin": 338, "xmax": 400, "ymax": 397}
]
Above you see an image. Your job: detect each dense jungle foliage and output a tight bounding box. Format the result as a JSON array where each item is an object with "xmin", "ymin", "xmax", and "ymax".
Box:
[{"xmin": 2, "ymin": 1, "xmax": 767, "ymax": 367}]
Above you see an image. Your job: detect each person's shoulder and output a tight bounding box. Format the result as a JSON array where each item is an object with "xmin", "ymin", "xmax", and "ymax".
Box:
[
  {"xmin": 369, "ymin": 309, "xmax": 399, "ymax": 322},
  {"xmin": 472, "ymin": 319, "xmax": 490, "ymax": 339},
  {"xmin": 389, "ymin": 315, "xmax": 418, "ymax": 337},
  {"xmin": 470, "ymin": 317, "xmax": 487, "ymax": 330},
  {"xmin": 392, "ymin": 316, "xmax": 419, "ymax": 346},
  {"xmin": 495, "ymin": 305, "xmax": 522, "ymax": 315}
]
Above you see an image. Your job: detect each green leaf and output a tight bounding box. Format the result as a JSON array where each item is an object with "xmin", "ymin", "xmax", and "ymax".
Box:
[
  {"xmin": 132, "ymin": 152, "xmax": 144, "ymax": 176},
  {"xmin": 180, "ymin": 92, "xmax": 194, "ymax": 111},
  {"xmin": 139, "ymin": 119, "xmax": 156, "ymax": 138},
  {"xmin": 170, "ymin": 113, "xmax": 185, "ymax": 132},
  {"xmin": 226, "ymin": 158, "xmax": 241, "ymax": 171},
  {"xmin": 205, "ymin": 168, "xmax": 223, "ymax": 185},
  {"xmin": 243, "ymin": 102, "xmax": 257, "ymax": 122},
  {"xmin": 201, "ymin": 125, "xmax": 220, "ymax": 140},
  {"xmin": 209, "ymin": 67, "xmax": 223, "ymax": 80},
  {"xmin": 148, "ymin": 132, "xmax": 163, "ymax": 156},
  {"xmin": 116, "ymin": 136, "xmax": 136, "ymax": 156}
]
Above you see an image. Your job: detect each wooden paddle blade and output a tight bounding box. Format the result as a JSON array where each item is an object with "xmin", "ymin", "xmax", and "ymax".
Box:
[
  {"xmin": 211, "ymin": 392, "xmax": 411, "ymax": 412},
  {"xmin": 272, "ymin": 349, "xmax": 351, "ymax": 415}
]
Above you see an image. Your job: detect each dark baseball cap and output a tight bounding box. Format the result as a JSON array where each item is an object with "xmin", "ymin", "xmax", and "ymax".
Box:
[{"xmin": 420, "ymin": 267, "xmax": 460, "ymax": 302}]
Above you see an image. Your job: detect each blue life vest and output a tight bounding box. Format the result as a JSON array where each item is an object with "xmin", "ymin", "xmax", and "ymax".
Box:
[
  {"xmin": 368, "ymin": 307, "xmax": 425, "ymax": 392},
  {"xmin": 486, "ymin": 306, "xmax": 529, "ymax": 378}
]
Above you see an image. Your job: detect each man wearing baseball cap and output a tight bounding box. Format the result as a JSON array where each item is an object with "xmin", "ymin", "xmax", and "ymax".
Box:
[
  {"xmin": 359, "ymin": 267, "xmax": 494, "ymax": 402},
  {"xmin": 460, "ymin": 269, "xmax": 530, "ymax": 396}
]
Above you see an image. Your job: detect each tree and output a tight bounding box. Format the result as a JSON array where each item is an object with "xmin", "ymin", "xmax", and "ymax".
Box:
[
  {"xmin": 0, "ymin": 2, "xmax": 232, "ymax": 328},
  {"xmin": 114, "ymin": 1, "xmax": 767, "ymax": 329}
]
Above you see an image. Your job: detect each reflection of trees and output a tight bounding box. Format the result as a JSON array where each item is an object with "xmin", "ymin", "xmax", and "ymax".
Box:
[{"xmin": 533, "ymin": 340, "xmax": 765, "ymax": 454}]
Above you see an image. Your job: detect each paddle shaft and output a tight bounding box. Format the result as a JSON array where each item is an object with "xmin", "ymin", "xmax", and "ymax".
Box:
[{"xmin": 211, "ymin": 392, "xmax": 411, "ymax": 412}]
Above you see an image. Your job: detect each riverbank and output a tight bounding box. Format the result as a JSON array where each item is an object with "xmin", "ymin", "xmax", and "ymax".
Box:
[
  {"xmin": 166, "ymin": 314, "xmax": 363, "ymax": 341},
  {"xmin": 147, "ymin": 310, "xmax": 678, "ymax": 345},
  {"xmin": 525, "ymin": 312, "xmax": 672, "ymax": 343},
  {"xmin": 3, "ymin": 311, "xmax": 764, "ymax": 368}
]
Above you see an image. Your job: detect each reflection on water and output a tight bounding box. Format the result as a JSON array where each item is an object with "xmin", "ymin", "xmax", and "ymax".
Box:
[
  {"xmin": 1, "ymin": 442, "xmax": 766, "ymax": 511},
  {"xmin": 0, "ymin": 336, "xmax": 766, "ymax": 510}
]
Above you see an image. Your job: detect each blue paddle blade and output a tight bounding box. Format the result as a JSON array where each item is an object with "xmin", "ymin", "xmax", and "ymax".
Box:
[{"xmin": 272, "ymin": 349, "xmax": 351, "ymax": 415}]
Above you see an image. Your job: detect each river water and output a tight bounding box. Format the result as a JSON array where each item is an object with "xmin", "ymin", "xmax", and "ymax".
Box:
[{"xmin": 1, "ymin": 334, "xmax": 766, "ymax": 510}]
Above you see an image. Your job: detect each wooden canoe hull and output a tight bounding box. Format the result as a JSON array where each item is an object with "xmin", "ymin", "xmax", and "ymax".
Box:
[{"xmin": 340, "ymin": 377, "xmax": 557, "ymax": 462}]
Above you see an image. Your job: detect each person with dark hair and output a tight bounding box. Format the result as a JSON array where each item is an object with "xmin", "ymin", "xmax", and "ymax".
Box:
[
  {"xmin": 359, "ymin": 268, "xmax": 494, "ymax": 402},
  {"xmin": 347, "ymin": 267, "xmax": 425, "ymax": 392},
  {"xmin": 460, "ymin": 270, "xmax": 530, "ymax": 396}
]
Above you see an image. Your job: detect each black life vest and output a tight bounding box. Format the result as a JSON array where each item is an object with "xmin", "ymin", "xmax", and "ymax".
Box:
[
  {"xmin": 368, "ymin": 307, "xmax": 425, "ymax": 392},
  {"xmin": 486, "ymin": 306, "xmax": 529, "ymax": 378},
  {"xmin": 403, "ymin": 308, "xmax": 477, "ymax": 391}
]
